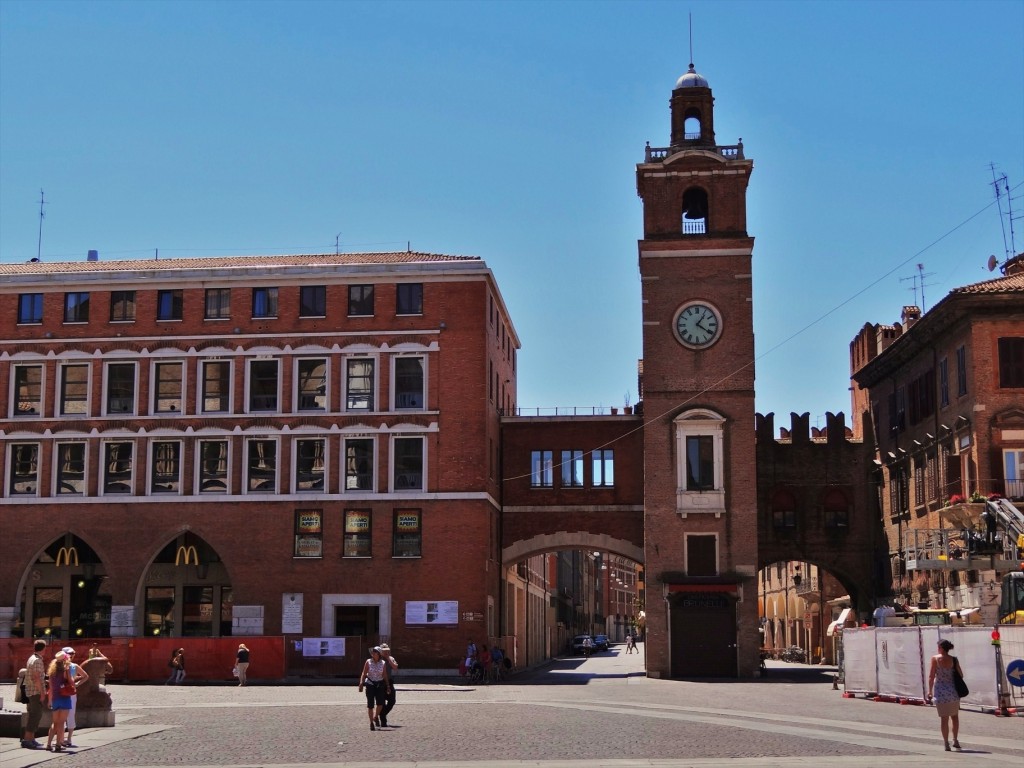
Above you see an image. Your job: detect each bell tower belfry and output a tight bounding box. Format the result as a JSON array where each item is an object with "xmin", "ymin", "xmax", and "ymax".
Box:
[{"xmin": 636, "ymin": 64, "xmax": 759, "ymax": 678}]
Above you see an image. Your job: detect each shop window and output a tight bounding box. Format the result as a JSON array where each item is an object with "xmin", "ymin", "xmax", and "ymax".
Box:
[
  {"xmin": 182, "ymin": 586, "xmax": 214, "ymax": 637},
  {"xmin": 593, "ymin": 449, "xmax": 614, "ymax": 487},
  {"xmin": 998, "ymin": 337, "xmax": 1024, "ymax": 388},
  {"xmin": 110, "ymin": 290, "xmax": 136, "ymax": 322},
  {"xmin": 56, "ymin": 443, "xmax": 86, "ymax": 495},
  {"xmin": 561, "ymin": 449, "xmax": 584, "ymax": 487},
  {"xmin": 205, "ymin": 288, "xmax": 231, "ymax": 319},
  {"xmin": 154, "ymin": 362, "xmax": 184, "ymax": 413},
  {"xmin": 396, "ymin": 283, "xmax": 423, "ymax": 315},
  {"xmin": 145, "ymin": 586, "xmax": 175, "ymax": 636},
  {"xmin": 344, "ymin": 509, "xmax": 372, "ymax": 557},
  {"xmin": 103, "ymin": 441, "xmax": 134, "ymax": 495},
  {"xmin": 295, "ymin": 438, "xmax": 326, "ymax": 492},
  {"xmin": 296, "ymin": 358, "xmax": 327, "ymax": 411},
  {"xmin": 348, "ymin": 284, "xmax": 374, "ymax": 316},
  {"xmin": 344, "ymin": 438, "xmax": 374, "ymax": 491},
  {"xmin": 157, "ymin": 289, "xmax": 183, "ymax": 321},
  {"xmin": 346, "ymin": 358, "xmax": 375, "ymax": 411},
  {"xmin": 60, "ymin": 364, "xmax": 89, "ymax": 416},
  {"xmin": 246, "ymin": 439, "xmax": 277, "ymax": 493},
  {"xmin": 295, "ymin": 510, "xmax": 323, "ymax": 558},
  {"xmin": 33, "ymin": 587, "xmax": 63, "ymax": 637},
  {"xmin": 393, "ymin": 436, "xmax": 424, "ymax": 490},
  {"xmin": 394, "ymin": 356, "xmax": 425, "ymax": 409},
  {"xmin": 64, "ymin": 291, "xmax": 90, "ymax": 323},
  {"xmin": 300, "ymin": 285, "xmax": 326, "ymax": 317},
  {"xmin": 201, "ymin": 360, "xmax": 231, "ymax": 413},
  {"xmin": 13, "ymin": 364, "xmax": 43, "ymax": 416},
  {"xmin": 393, "ymin": 509, "xmax": 421, "ymax": 558},
  {"xmin": 824, "ymin": 489, "xmax": 849, "ymax": 529},
  {"xmin": 18, "ymin": 293, "xmax": 43, "ymax": 324},
  {"xmin": 150, "ymin": 441, "xmax": 182, "ymax": 494},
  {"xmin": 198, "ymin": 440, "xmax": 229, "ymax": 493},
  {"xmin": 8, "ymin": 443, "xmax": 40, "ymax": 496},
  {"xmin": 105, "ymin": 362, "xmax": 137, "ymax": 415},
  {"xmin": 252, "ymin": 287, "xmax": 278, "ymax": 318},
  {"xmin": 531, "ymin": 450, "xmax": 553, "ymax": 487},
  {"xmin": 248, "ymin": 359, "xmax": 279, "ymax": 412}
]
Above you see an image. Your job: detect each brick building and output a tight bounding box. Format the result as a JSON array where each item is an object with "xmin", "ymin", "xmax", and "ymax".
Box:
[{"xmin": 0, "ymin": 252, "xmax": 519, "ymax": 668}]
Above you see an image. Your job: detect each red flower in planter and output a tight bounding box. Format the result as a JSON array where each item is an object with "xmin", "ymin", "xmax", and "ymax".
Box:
[{"xmin": 947, "ymin": 494, "xmax": 966, "ymax": 505}]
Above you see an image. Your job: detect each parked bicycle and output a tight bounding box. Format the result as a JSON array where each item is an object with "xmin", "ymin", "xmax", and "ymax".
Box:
[{"xmin": 780, "ymin": 645, "xmax": 806, "ymax": 663}]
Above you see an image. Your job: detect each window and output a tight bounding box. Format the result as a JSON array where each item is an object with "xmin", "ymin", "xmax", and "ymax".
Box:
[
  {"xmin": 58, "ymin": 364, "xmax": 89, "ymax": 416},
  {"xmin": 348, "ymin": 285, "xmax": 374, "ymax": 316},
  {"xmin": 55, "ymin": 443, "xmax": 86, "ymax": 495},
  {"xmin": 913, "ymin": 456, "xmax": 925, "ymax": 508},
  {"xmin": 674, "ymin": 410, "xmax": 725, "ymax": 515},
  {"xmin": 939, "ymin": 357, "xmax": 949, "ymax": 407},
  {"xmin": 63, "ymin": 292, "xmax": 90, "ymax": 323},
  {"xmin": 907, "ymin": 369, "xmax": 935, "ymax": 425},
  {"xmin": 344, "ymin": 438, "xmax": 374, "ymax": 491},
  {"xmin": 530, "ymin": 450, "xmax": 553, "ymax": 487},
  {"xmin": 686, "ymin": 534, "xmax": 717, "ymax": 576},
  {"xmin": 344, "ymin": 509, "xmax": 372, "ymax": 557},
  {"xmin": 246, "ymin": 439, "xmax": 277, "ymax": 493},
  {"xmin": 18, "ymin": 293, "xmax": 43, "ymax": 324},
  {"xmin": 956, "ymin": 345, "xmax": 967, "ymax": 396},
  {"xmin": 103, "ymin": 441, "xmax": 134, "ymax": 494},
  {"xmin": 156, "ymin": 289, "xmax": 183, "ymax": 321},
  {"xmin": 772, "ymin": 489, "xmax": 796, "ymax": 528},
  {"xmin": 248, "ymin": 360, "xmax": 279, "ymax": 412},
  {"xmin": 300, "ymin": 285, "xmax": 326, "ymax": 317},
  {"xmin": 592, "ymin": 449, "xmax": 614, "ymax": 487},
  {"xmin": 1004, "ymin": 449, "xmax": 1024, "ymax": 501},
  {"xmin": 346, "ymin": 359, "xmax": 375, "ymax": 411},
  {"xmin": 393, "ymin": 509, "xmax": 421, "ymax": 558},
  {"xmin": 8, "ymin": 443, "xmax": 39, "ymax": 495},
  {"xmin": 926, "ymin": 450, "xmax": 939, "ymax": 502},
  {"xmin": 204, "ymin": 288, "xmax": 231, "ymax": 319},
  {"xmin": 561, "ymin": 450, "xmax": 584, "ymax": 487},
  {"xmin": 198, "ymin": 440, "xmax": 229, "ymax": 493},
  {"xmin": 13, "ymin": 364, "xmax": 43, "ymax": 416},
  {"xmin": 200, "ymin": 360, "xmax": 231, "ymax": 413},
  {"xmin": 824, "ymin": 489, "xmax": 849, "ymax": 529},
  {"xmin": 154, "ymin": 362, "xmax": 184, "ymax": 413},
  {"xmin": 295, "ymin": 510, "xmax": 323, "ymax": 558},
  {"xmin": 110, "ymin": 290, "xmax": 136, "ymax": 322},
  {"xmin": 393, "ymin": 436, "xmax": 423, "ymax": 490},
  {"xmin": 394, "ymin": 356, "xmax": 424, "ymax": 409},
  {"xmin": 252, "ymin": 287, "xmax": 278, "ymax": 318},
  {"xmin": 296, "ymin": 359, "xmax": 327, "ymax": 411},
  {"xmin": 295, "ymin": 438, "xmax": 326, "ymax": 492},
  {"xmin": 998, "ymin": 338, "xmax": 1024, "ymax": 388},
  {"xmin": 150, "ymin": 441, "xmax": 182, "ymax": 494},
  {"xmin": 105, "ymin": 362, "xmax": 136, "ymax": 414},
  {"xmin": 396, "ymin": 283, "xmax": 423, "ymax": 315}
]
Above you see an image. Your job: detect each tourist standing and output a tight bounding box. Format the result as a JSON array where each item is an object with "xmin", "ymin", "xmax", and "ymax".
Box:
[
  {"xmin": 61, "ymin": 646, "xmax": 89, "ymax": 747},
  {"xmin": 927, "ymin": 639, "xmax": 966, "ymax": 751},
  {"xmin": 358, "ymin": 646, "xmax": 391, "ymax": 730},
  {"xmin": 20, "ymin": 639, "xmax": 48, "ymax": 749},
  {"xmin": 45, "ymin": 651, "xmax": 74, "ymax": 752}
]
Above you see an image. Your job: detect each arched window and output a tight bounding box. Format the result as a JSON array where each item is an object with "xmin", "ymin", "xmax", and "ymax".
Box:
[
  {"xmin": 824, "ymin": 488, "xmax": 849, "ymax": 529},
  {"xmin": 772, "ymin": 489, "xmax": 796, "ymax": 529},
  {"xmin": 681, "ymin": 187, "xmax": 708, "ymax": 235},
  {"xmin": 683, "ymin": 108, "xmax": 702, "ymax": 140}
]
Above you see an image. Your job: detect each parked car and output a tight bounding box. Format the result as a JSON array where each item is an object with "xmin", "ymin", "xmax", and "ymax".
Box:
[
  {"xmin": 593, "ymin": 634, "xmax": 610, "ymax": 651},
  {"xmin": 571, "ymin": 634, "xmax": 594, "ymax": 655}
]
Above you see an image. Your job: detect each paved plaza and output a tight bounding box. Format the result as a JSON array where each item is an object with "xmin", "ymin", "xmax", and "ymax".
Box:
[{"xmin": 2, "ymin": 646, "xmax": 1022, "ymax": 767}]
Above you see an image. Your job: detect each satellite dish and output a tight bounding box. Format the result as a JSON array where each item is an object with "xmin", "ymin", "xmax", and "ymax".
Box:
[{"xmin": 987, "ymin": 255, "xmax": 998, "ymax": 272}]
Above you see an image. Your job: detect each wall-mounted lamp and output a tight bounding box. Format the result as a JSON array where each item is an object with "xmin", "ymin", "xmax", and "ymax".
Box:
[{"xmin": 439, "ymin": 321, "xmax": 447, "ymax": 330}]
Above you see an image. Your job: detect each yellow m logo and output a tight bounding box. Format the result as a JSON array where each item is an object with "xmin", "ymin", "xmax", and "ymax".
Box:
[
  {"xmin": 55, "ymin": 546, "xmax": 79, "ymax": 567},
  {"xmin": 174, "ymin": 545, "xmax": 199, "ymax": 566}
]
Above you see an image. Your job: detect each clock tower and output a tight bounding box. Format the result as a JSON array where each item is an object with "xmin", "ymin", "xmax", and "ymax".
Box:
[{"xmin": 637, "ymin": 63, "xmax": 759, "ymax": 677}]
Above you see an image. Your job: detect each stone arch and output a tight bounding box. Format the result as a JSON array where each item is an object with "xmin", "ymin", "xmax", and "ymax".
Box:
[{"xmin": 502, "ymin": 531, "xmax": 643, "ymax": 568}]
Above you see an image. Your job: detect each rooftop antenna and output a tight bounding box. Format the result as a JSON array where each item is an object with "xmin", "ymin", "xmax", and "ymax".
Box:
[
  {"xmin": 989, "ymin": 165, "xmax": 1018, "ymax": 263},
  {"xmin": 37, "ymin": 189, "xmax": 46, "ymax": 261},
  {"xmin": 335, "ymin": 232, "xmax": 342, "ymax": 255},
  {"xmin": 689, "ymin": 13, "xmax": 694, "ymax": 66},
  {"xmin": 900, "ymin": 263, "xmax": 936, "ymax": 312}
]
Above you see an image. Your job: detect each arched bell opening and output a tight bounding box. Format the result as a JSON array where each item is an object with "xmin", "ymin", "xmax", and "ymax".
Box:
[
  {"xmin": 683, "ymin": 108, "xmax": 702, "ymax": 140},
  {"xmin": 681, "ymin": 187, "xmax": 708, "ymax": 235},
  {"xmin": 138, "ymin": 532, "xmax": 232, "ymax": 637}
]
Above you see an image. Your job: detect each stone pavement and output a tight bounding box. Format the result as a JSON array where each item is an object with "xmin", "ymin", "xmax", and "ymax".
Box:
[{"xmin": 2, "ymin": 645, "xmax": 1022, "ymax": 767}]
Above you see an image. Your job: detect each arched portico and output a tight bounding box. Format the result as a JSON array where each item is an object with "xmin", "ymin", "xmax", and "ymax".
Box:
[{"xmin": 502, "ymin": 531, "xmax": 643, "ymax": 569}]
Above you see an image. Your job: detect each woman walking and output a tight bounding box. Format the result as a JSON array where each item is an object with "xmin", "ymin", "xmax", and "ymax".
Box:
[
  {"xmin": 235, "ymin": 644, "xmax": 250, "ymax": 686},
  {"xmin": 357, "ymin": 646, "xmax": 391, "ymax": 730},
  {"xmin": 45, "ymin": 652, "xmax": 74, "ymax": 752},
  {"xmin": 927, "ymin": 639, "xmax": 965, "ymax": 751}
]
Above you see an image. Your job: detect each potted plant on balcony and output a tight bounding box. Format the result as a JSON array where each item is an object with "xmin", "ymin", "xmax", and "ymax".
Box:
[{"xmin": 939, "ymin": 493, "xmax": 986, "ymax": 528}]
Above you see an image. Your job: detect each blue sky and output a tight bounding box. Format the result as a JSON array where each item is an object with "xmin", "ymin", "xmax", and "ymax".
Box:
[{"xmin": 2, "ymin": 0, "xmax": 1021, "ymax": 426}]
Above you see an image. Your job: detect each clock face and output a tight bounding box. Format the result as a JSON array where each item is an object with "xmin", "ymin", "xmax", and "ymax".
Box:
[{"xmin": 674, "ymin": 302, "xmax": 722, "ymax": 349}]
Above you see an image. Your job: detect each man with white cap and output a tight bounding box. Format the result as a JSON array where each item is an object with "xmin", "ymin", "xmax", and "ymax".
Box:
[
  {"xmin": 379, "ymin": 643, "xmax": 398, "ymax": 727},
  {"xmin": 61, "ymin": 646, "xmax": 89, "ymax": 748}
]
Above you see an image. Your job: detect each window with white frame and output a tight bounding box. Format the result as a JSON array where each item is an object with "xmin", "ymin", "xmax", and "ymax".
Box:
[
  {"xmin": 674, "ymin": 409, "xmax": 725, "ymax": 515},
  {"xmin": 56, "ymin": 443, "xmax": 86, "ymax": 495},
  {"xmin": 393, "ymin": 436, "xmax": 424, "ymax": 490},
  {"xmin": 346, "ymin": 358, "xmax": 374, "ymax": 411},
  {"xmin": 153, "ymin": 362, "xmax": 184, "ymax": 413},
  {"xmin": 59, "ymin": 364, "xmax": 89, "ymax": 416},
  {"xmin": 295, "ymin": 438, "xmax": 326, "ymax": 492},
  {"xmin": 561, "ymin": 449, "xmax": 584, "ymax": 487},
  {"xmin": 592, "ymin": 449, "xmax": 614, "ymax": 487},
  {"xmin": 13, "ymin": 364, "xmax": 43, "ymax": 416},
  {"xmin": 198, "ymin": 439, "xmax": 229, "ymax": 493},
  {"xmin": 344, "ymin": 509, "xmax": 372, "ymax": 557},
  {"xmin": 246, "ymin": 438, "xmax": 277, "ymax": 493},
  {"xmin": 150, "ymin": 441, "xmax": 182, "ymax": 494},
  {"xmin": 8, "ymin": 443, "xmax": 40, "ymax": 496},
  {"xmin": 105, "ymin": 362, "xmax": 137, "ymax": 415},
  {"xmin": 344, "ymin": 437, "xmax": 374, "ymax": 491},
  {"xmin": 200, "ymin": 360, "xmax": 231, "ymax": 413},
  {"xmin": 296, "ymin": 358, "xmax": 328, "ymax": 411},
  {"xmin": 103, "ymin": 441, "xmax": 134, "ymax": 495},
  {"xmin": 1005, "ymin": 449, "xmax": 1024, "ymax": 501},
  {"xmin": 394, "ymin": 356, "xmax": 425, "ymax": 409},
  {"xmin": 248, "ymin": 359, "xmax": 279, "ymax": 412}
]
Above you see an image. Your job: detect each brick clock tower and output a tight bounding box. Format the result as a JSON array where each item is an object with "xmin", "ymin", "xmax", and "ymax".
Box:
[{"xmin": 637, "ymin": 64, "xmax": 759, "ymax": 677}]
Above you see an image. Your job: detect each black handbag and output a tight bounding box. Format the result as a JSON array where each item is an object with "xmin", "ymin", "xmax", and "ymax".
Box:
[{"xmin": 952, "ymin": 657, "xmax": 969, "ymax": 698}]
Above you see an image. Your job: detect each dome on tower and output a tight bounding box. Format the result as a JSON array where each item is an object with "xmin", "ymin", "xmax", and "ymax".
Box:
[{"xmin": 675, "ymin": 63, "xmax": 709, "ymax": 89}]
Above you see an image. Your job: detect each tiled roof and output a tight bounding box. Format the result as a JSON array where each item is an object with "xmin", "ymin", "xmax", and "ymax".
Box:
[
  {"xmin": 952, "ymin": 271, "xmax": 1024, "ymax": 294},
  {"xmin": 0, "ymin": 252, "xmax": 480, "ymax": 275}
]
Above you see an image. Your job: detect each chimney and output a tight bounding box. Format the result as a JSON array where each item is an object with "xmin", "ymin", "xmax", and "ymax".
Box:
[
  {"xmin": 1002, "ymin": 253, "xmax": 1024, "ymax": 277},
  {"xmin": 901, "ymin": 305, "xmax": 921, "ymax": 331},
  {"xmin": 87, "ymin": 250, "xmax": 99, "ymax": 262}
]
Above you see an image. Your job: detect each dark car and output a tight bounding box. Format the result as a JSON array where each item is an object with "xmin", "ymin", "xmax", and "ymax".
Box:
[
  {"xmin": 593, "ymin": 634, "xmax": 610, "ymax": 651},
  {"xmin": 571, "ymin": 634, "xmax": 594, "ymax": 655}
]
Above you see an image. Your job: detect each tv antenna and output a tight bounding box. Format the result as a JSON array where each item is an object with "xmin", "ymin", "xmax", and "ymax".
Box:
[
  {"xmin": 990, "ymin": 164, "xmax": 1019, "ymax": 267},
  {"xmin": 689, "ymin": 13, "xmax": 695, "ymax": 66},
  {"xmin": 36, "ymin": 189, "xmax": 46, "ymax": 261},
  {"xmin": 900, "ymin": 263, "xmax": 936, "ymax": 312}
]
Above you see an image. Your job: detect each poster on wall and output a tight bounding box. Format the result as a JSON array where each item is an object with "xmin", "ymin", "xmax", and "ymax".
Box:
[
  {"xmin": 301, "ymin": 637, "xmax": 346, "ymax": 657},
  {"xmin": 282, "ymin": 593, "xmax": 303, "ymax": 634},
  {"xmin": 405, "ymin": 600, "xmax": 459, "ymax": 624}
]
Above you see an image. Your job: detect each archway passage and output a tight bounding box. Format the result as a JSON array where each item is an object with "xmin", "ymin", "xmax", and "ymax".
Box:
[{"xmin": 141, "ymin": 532, "xmax": 232, "ymax": 637}]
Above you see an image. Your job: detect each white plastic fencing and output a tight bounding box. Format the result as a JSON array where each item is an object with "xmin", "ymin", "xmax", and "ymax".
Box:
[{"xmin": 842, "ymin": 625, "xmax": 1024, "ymax": 711}]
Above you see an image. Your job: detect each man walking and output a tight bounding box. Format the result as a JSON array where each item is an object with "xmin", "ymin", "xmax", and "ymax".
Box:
[
  {"xmin": 379, "ymin": 643, "xmax": 398, "ymax": 727},
  {"xmin": 21, "ymin": 639, "xmax": 48, "ymax": 749}
]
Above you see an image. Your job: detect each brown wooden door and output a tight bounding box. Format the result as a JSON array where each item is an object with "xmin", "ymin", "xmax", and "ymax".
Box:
[{"xmin": 669, "ymin": 593, "xmax": 737, "ymax": 677}]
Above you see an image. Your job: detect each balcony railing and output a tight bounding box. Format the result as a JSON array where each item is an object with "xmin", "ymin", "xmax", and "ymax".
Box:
[
  {"xmin": 504, "ymin": 406, "xmax": 638, "ymax": 417},
  {"xmin": 794, "ymin": 576, "xmax": 819, "ymax": 596},
  {"xmin": 903, "ymin": 527, "xmax": 1020, "ymax": 572},
  {"xmin": 644, "ymin": 142, "xmax": 745, "ymax": 162}
]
